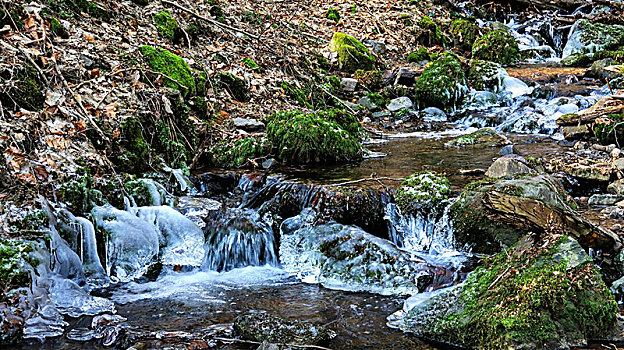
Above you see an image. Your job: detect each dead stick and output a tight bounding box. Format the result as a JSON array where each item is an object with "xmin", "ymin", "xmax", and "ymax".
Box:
[
  {"xmin": 327, "ymin": 177, "xmax": 405, "ymax": 187},
  {"xmin": 213, "ymin": 337, "xmax": 332, "ymax": 350}
]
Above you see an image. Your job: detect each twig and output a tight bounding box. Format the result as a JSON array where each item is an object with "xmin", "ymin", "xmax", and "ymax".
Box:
[
  {"xmin": 327, "ymin": 177, "xmax": 405, "ymax": 187},
  {"xmin": 161, "ymin": 0, "xmax": 259, "ymax": 40},
  {"xmin": 213, "ymin": 337, "xmax": 332, "ymax": 350},
  {"xmin": 53, "ymin": 62, "xmax": 109, "ymax": 142},
  {"xmin": 488, "ymin": 266, "xmax": 511, "ymax": 290},
  {"xmin": 319, "ymin": 86, "xmax": 355, "ymax": 114}
]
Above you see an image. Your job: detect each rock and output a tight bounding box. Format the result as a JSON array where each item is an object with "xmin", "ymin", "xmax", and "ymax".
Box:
[
  {"xmin": 256, "ymin": 342, "xmax": 280, "ymax": 350},
  {"xmin": 372, "ymin": 111, "xmax": 391, "ymax": 119},
  {"xmin": 329, "ymin": 32, "xmax": 376, "ymax": 73},
  {"xmin": 176, "ymin": 196, "xmax": 221, "ymax": 228},
  {"xmin": 470, "ymin": 91, "xmax": 498, "ymax": 107},
  {"xmin": 357, "ymin": 96, "xmax": 378, "ymax": 110},
  {"xmin": 421, "ymin": 107, "xmax": 447, "ymax": 122},
  {"xmin": 614, "ymin": 158, "xmax": 624, "ymax": 171},
  {"xmin": 414, "ymin": 53, "xmax": 468, "ymax": 112},
  {"xmin": 393, "ymin": 67, "xmax": 417, "ymax": 87},
  {"xmin": 499, "ymin": 144, "xmax": 515, "ymax": 156},
  {"xmin": 562, "ymin": 19, "xmax": 624, "ymax": 58},
  {"xmin": 261, "ymin": 158, "xmax": 277, "ymax": 169},
  {"xmin": 612, "ymin": 148, "xmax": 621, "ymax": 158},
  {"xmin": 414, "ymin": 15, "xmax": 448, "ymax": 47},
  {"xmin": 589, "ymin": 194, "xmax": 624, "ymax": 207},
  {"xmin": 363, "ymin": 39, "xmax": 385, "ymax": 54},
  {"xmin": 446, "ymin": 128, "xmax": 509, "ymax": 148},
  {"xmin": 387, "ymin": 96, "xmax": 413, "ymax": 112},
  {"xmin": 191, "ymin": 172, "xmax": 238, "ymax": 194},
  {"xmin": 402, "ymin": 235, "xmax": 619, "ymax": 349},
  {"xmin": 587, "ymin": 58, "xmax": 619, "ymax": 81},
  {"xmin": 340, "ymin": 77, "xmax": 358, "ymax": 92},
  {"xmin": 450, "ymin": 175, "xmax": 622, "ymax": 264},
  {"xmin": 460, "ymin": 168, "xmax": 486, "ymax": 175},
  {"xmin": 234, "ymin": 312, "xmax": 333, "ymax": 345},
  {"xmin": 232, "ymin": 118, "xmax": 265, "ymax": 132},
  {"xmin": 607, "ymin": 179, "xmax": 624, "ymax": 195},
  {"xmin": 472, "ymin": 30, "xmax": 520, "ymax": 65},
  {"xmin": 560, "ymin": 52, "xmax": 592, "ymax": 67},
  {"xmin": 485, "ymin": 156, "xmax": 536, "ymax": 178},
  {"xmin": 562, "ymin": 125, "xmax": 589, "ymax": 141},
  {"xmin": 395, "ymin": 172, "xmax": 452, "ymax": 217}
]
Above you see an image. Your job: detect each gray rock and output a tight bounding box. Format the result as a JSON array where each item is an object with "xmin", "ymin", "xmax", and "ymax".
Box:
[
  {"xmin": 364, "ymin": 39, "xmax": 386, "ymax": 54},
  {"xmin": 421, "ymin": 107, "xmax": 447, "ymax": 122},
  {"xmin": 608, "ymin": 179, "xmax": 624, "ymax": 195},
  {"xmin": 234, "ymin": 312, "xmax": 333, "ymax": 345},
  {"xmin": 562, "ymin": 125, "xmax": 589, "ymax": 141},
  {"xmin": 589, "ymin": 194, "xmax": 624, "ymax": 207},
  {"xmin": 499, "ymin": 145, "xmax": 515, "ymax": 156},
  {"xmin": 372, "ymin": 111, "xmax": 392, "ymax": 119},
  {"xmin": 471, "ymin": 91, "xmax": 498, "ymax": 107},
  {"xmin": 232, "ymin": 118, "xmax": 265, "ymax": 132},
  {"xmin": 614, "ymin": 158, "xmax": 624, "ymax": 171},
  {"xmin": 357, "ymin": 96, "xmax": 378, "ymax": 110},
  {"xmin": 485, "ymin": 156, "xmax": 536, "ymax": 178},
  {"xmin": 394, "ymin": 67, "xmax": 417, "ymax": 86},
  {"xmin": 341, "ymin": 78, "xmax": 358, "ymax": 92},
  {"xmin": 387, "ymin": 96, "xmax": 413, "ymax": 112},
  {"xmin": 562, "ymin": 19, "xmax": 624, "ymax": 58},
  {"xmin": 262, "ymin": 158, "xmax": 277, "ymax": 169}
]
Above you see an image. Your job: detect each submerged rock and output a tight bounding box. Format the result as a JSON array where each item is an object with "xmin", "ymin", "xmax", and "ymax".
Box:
[
  {"xmin": 485, "ymin": 155, "xmax": 536, "ymax": 178},
  {"xmin": 445, "ymin": 128, "xmax": 509, "ymax": 148},
  {"xmin": 402, "ymin": 235, "xmax": 618, "ymax": 349},
  {"xmin": 234, "ymin": 312, "xmax": 333, "ymax": 345}
]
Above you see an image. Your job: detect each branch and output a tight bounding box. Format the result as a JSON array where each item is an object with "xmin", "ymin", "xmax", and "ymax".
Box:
[{"xmin": 213, "ymin": 337, "xmax": 332, "ymax": 350}]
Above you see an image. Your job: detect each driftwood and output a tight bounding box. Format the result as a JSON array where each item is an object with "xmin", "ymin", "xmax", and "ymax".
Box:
[{"xmin": 557, "ymin": 97, "xmax": 624, "ymax": 126}]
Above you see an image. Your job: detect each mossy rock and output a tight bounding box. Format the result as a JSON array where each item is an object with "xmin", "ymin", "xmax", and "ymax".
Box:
[
  {"xmin": 329, "ymin": 32, "xmax": 376, "ymax": 73},
  {"xmin": 560, "ymin": 53, "xmax": 592, "ymax": 67},
  {"xmin": 110, "ymin": 116, "xmax": 152, "ymax": 173},
  {"xmin": 217, "ymin": 72, "xmax": 249, "ymax": 102},
  {"xmin": 396, "ymin": 171, "xmax": 452, "ymax": 217},
  {"xmin": 414, "ymin": 53, "xmax": 467, "ymax": 112},
  {"xmin": 403, "ymin": 235, "xmax": 618, "ymax": 349},
  {"xmin": 0, "ymin": 239, "xmax": 37, "ymax": 293},
  {"xmin": 472, "ymin": 30, "xmax": 520, "ymax": 65},
  {"xmin": 562, "ymin": 19, "xmax": 624, "ymax": 58},
  {"xmin": 467, "ymin": 60, "xmax": 506, "ymax": 92},
  {"xmin": 0, "ymin": 64, "xmax": 45, "ymax": 111},
  {"xmin": 407, "ymin": 47, "xmax": 431, "ymax": 64},
  {"xmin": 594, "ymin": 113, "xmax": 624, "ymax": 146},
  {"xmin": 207, "ymin": 137, "xmax": 272, "ymax": 168},
  {"xmin": 266, "ymin": 110, "xmax": 363, "ymax": 164},
  {"xmin": 316, "ymin": 108, "xmax": 363, "ymax": 139},
  {"xmin": 415, "ymin": 15, "xmax": 448, "ymax": 47},
  {"xmin": 49, "ymin": 17, "xmax": 69, "ymax": 38},
  {"xmin": 139, "ymin": 46, "xmax": 196, "ymax": 96},
  {"xmin": 235, "ymin": 312, "xmax": 333, "ymax": 345},
  {"xmin": 446, "ymin": 128, "xmax": 508, "ymax": 147},
  {"xmin": 450, "ymin": 19, "xmax": 482, "ymax": 53},
  {"xmin": 594, "ymin": 50, "xmax": 624, "ymax": 63},
  {"xmin": 153, "ymin": 9, "xmax": 179, "ymax": 41}
]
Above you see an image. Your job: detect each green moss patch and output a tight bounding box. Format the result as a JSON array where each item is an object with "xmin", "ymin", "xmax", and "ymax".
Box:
[
  {"xmin": 267, "ymin": 110, "xmax": 363, "ymax": 164},
  {"xmin": 47, "ymin": 0, "xmax": 111, "ymax": 21},
  {"xmin": 139, "ymin": 46, "xmax": 196, "ymax": 96},
  {"xmin": 594, "ymin": 113, "xmax": 624, "ymax": 146},
  {"xmin": 330, "ymin": 32, "xmax": 376, "ymax": 73},
  {"xmin": 407, "ymin": 47, "xmax": 431, "ymax": 64},
  {"xmin": 217, "ymin": 72, "xmax": 249, "ymax": 102},
  {"xmin": 416, "ymin": 15, "xmax": 448, "ymax": 47},
  {"xmin": 467, "ymin": 59, "xmax": 506, "ymax": 92},
  {"xmin": 414, "ymin": 53, "xmax": 467, "ymax": 111},
  {"xmin": 396, "ymin": 172, "xmax": 452, "ymax": 216},
  {"xmin": 0, "ymin": 239, "xmax": 37, "ymax": 293},
  {"xmin": 153, "ymin": 9, "xmax": 179, "ymax": 41},
  {"xmin": 0, "ymin": 64, "xmax": 45, "ymax": 111},
  {"xmin": 446, "ymin": 128, "xmax": 508, "ymax": 147},
  {"xmin": 450, "ymin": 19, "xmax": 482, "ymax": 52},
  {"xmin": 207, "ymin": 137, "xmax": 272, "ymax": 168},
  {"xmin": 326, "ymin": 8, "xmax": 340, "ymax": 22},
  {"xmin": 472, "ymin": 30, "xmax": 520, "ymax": 65}
]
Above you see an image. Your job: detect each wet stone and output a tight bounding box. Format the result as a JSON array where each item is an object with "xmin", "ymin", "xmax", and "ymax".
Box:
[
  {"xmin": 387, "ymin": 96, "xmax": 413, "ymax": 112},
  {"xmin": 341, "ymin": 78, "xmax": 358, "ymax": 92},
  {"xmin": 589, "ymin": 194, "xmax": 624, "ymax": 207},
  {"xmin": 232, "ymin": 118, "xmax": 265, "ymax": 132},
  {"xmin": 234, "ymin": 312, "xmax": 333, "ymax": 345}
]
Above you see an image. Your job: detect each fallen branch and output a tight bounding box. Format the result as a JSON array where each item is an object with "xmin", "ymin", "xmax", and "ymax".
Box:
[
  {"xmin": 213, "ymin": 337, "xmax": 332, "ymax": 350},
  {"xmin": 327, "ymin": 176, "xmax": 404, "ymax": 187}
]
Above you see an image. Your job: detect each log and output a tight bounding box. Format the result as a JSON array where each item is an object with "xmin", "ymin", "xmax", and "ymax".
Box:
[{"xmin": 556, "ymin": 97, "xmax": 624, "ymax": 126}]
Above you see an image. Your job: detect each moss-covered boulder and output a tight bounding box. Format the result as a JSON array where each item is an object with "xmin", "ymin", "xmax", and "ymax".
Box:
[
  {"xmin": 316, "ymin": 108, "xmax": 363, "ymax": 139},
  {"xmin": 207, "ymin": 137, "xmax": 271, "ymax": 168},
  {"xmin": 562, "ymin": 19, "xmax": 624, "ymax": 58},
  {"xmin": 414, "ymin": 15, "xmax": 448, "ymax": 47},
  {"xmin": 266, "ymin": 110, "xmax": 362, "ymax": 164},
  {"xmin": 152, "ymin": 9, "xmax": 179, "ymax": 41},
  {"xmin": 560, "ymin": 52, "xmax": 592, "ymax": 67},
  {"xmin": 329, "ymin": 32, "xmax": 376, "ymax": 73},
  {"xmin": 446, "ymin": 128, "xmax": 509, "ymax": 147},
  {"xmin": 402, "ymin": 235, "xmax": 618, "ymax": 349},
  {"xmin": 0, "ymin": 239, "xmax": 36, "ymax": 293},
  {"xmin": 0, "ymin": 64, "xmax": 45, "ymax": 111},
  {"xmin": 139, "ymin": 46, "xmax": 196, "ymax": 96},
  {"xmin": 396, "ymin": 172, "xmax": 452, "ymax": 217},
  {"xmin": 472, "ymin": 30, "xmax": 520, "ymax": 65},
  {"xmin": 467, "ymin": 60, "xmax": 507, "ymax": 92},
  {"xmin": 449, "ymin": 175, "xmax": 621, "ymax": 264},
  {"xmin": 414, "ymin": 53, "xmax": 467, "ymax": 111},
  {"xmin": 450, "ymin": 19, "xmax": 482, "ymax": 53},
  {"xmin": 216, "ymin": 72, "xmax": 249, "ymax": 102},
  {"xmin": 407, "ymin": 47, "xmax": 431, "ymax": 64}
]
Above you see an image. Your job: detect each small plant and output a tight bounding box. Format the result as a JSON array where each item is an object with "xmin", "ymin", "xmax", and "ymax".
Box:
[{"xmin": 326, "ymin": 8, "xmax": 340, "ymax": 22}]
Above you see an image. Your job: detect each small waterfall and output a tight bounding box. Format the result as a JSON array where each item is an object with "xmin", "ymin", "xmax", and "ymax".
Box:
[
  {"xmin": 58, "ymin": 210, "xmax": 107, "ymax": 281},
  {"xmin": 385, "ymin": 200, "xmax": 456, "ymax": 256},
  {"xmin": 202, "ymin": 208, "xmax": 278, "ymax": 271}
]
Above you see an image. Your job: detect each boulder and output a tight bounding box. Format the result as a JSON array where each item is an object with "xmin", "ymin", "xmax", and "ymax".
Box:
[
  {"xmin": 472, "ymin": 30, "xmax": 520, "ymax": 65},
  {"xmin": 562, "ymin": 19, "xmax": 624, "ymax": 59},
  {"xmin": 232, "ymin": 118, "xmax": 265, "ymax": 132},
  {"xmin": 387, "ymin": 96, "xmax": 413, "ymax": 112},
  {"xmin": 445, "ymin": 128, "xmax": 509, "ymax": 148},
  {"xmin": 414, "ymin": 53, "xmax": 468, "ymax": 112},
  {"xmin": 562, "ymin": 125, "xmax": 589, "ymax": 141},
  {"xmin": 340, "ymin": 77, "xmax": 358, "ymax": 92},
  {"xmin": 485, "ymin": 156, "xmax": 536, "ymax": 178},
  {"xmin": 329, "ymin": 32, "xmax": 376, "ymax": 73},
  {"xmin": 234, "ymin": 312, "xmax": 333, "ymax": 345},
  {"xmin": 607, "ymin": 179, "xmax": 624, "ymax": 195},
  {"xmin": 589, "ymin": 194, "xmax": 624, "ymax": 207},
  {"xmin": 401, "ymin": 235, "xmax": 618, "ymax": 349}
]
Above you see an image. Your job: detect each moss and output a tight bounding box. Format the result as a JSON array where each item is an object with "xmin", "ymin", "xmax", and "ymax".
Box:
[
  {"xmin": 447, "ymin": 128, "xmax": 507, "ymax": 147},
  {"xmin": 154, "ymin": 119, "xmax": 189, "ymax": 169},
  {"xmin": 216, "ymin": 72, "xmax": 249, "ymax": 102},
  {"xmin": 139, "ymin": 46, "xmax": 196, "ymax": 96},
  {"xmin": 594, "ymin": 113, "xmax": 624, "ymax": 146},
  {"xmin": 450, "ymin": 19, "xmax": 482, "ymax": 52},
  {"xmin": 571, "ymin": 20, "xmax": 624, "ymax": 55},
  {"xmin": 190, "ymin": 96, "xmax": 208, "ymax": 118},
  {"xmin": 48, "ymin": 0, "xmax": 111, "ymax": 21},
  {"xmin": 266, "ymin": 110, "xmax": 363, "ymax": 164},
  {"xmin": 125, "ymin": 180, "xmax": 152, "ymax": 206},
  {"xmin": 329, "ymin": 32, "xmax": 376, "ymax": 73},
  {"xmin": 0, "ymin": 64, "xmax": 45, "ymax": 111},
  {"xmin": 407, "ymin": 47, "xmax": 431, "ymax": 63},
  {"xmin": 593, "ymin": 50, "xmax": 624, "ymax": 63},
  {"xmin": 472, "ymin": 30, "xmax": 520, "ymax": 65},
  {"xmin": 326, "ymin": 8, "xmax": 340, "ymax": 22},
  {"xmin": 243, "ymin": 57, "xmax": 260, "ymax": 70},
  {"xmin": 194, "ymin": 71, "xmax": 208, "ymax": 96},
  {"xmin": 560, "ymin": 53, "xmax": 592, "ymax": 67},
  {"xmin": 49, "ymin": 17, "xmax": 69, "ymax": 38},
  {"xmin": 0, "ymin": 6, "xmax": 25, "ymax": 30},
  {"xmin": 414, "ymin": 52, "xmax": 467, "ymax": 111},
  {"xmin": 416, "ymin": 15, "xmax": 448, "ymax": 47},
  {"xmin": 153, "ymin": 9, "xmax": 179, "ymax": 41},
  {"xmin": 352, "ymin": 70, "xmax": 382, "ymax": 90},
  {"xmin": 111, "ymin": 116, "xmax": 152, "ymax": 173},
  {"xmin": 208, "ymin": 137, "xmax": 272, "ymax": 168},
  {"xmin": 396, "ymin": 172, "xmax": 452, "ymax": 216},
  {"xmin": 468, "ymin": 59, "xmax": 505, "ymax": 92},
  {"xmin": 366, "ymin": 92, "xmax": 389, "ymax": 108},
  {"xmin": 280, "ymin": 78, "xmax": 337, "ymax": 110},
  {"xmin": 242, "ymin": 11, "xmax": 263, "ymax": 25},
  {"xmin": 407, "ymin": 236, "xmax": 619, "ymax": 349},
  {"xmin": 316, "ymin": 109, "xmax": 363, "ymax": 139},
  {"xmin": 60, "ymin": 169, "xmax": 107, "ymax": 214},
  {"xmin": 0, "ymin": 239, "xmax": 37, "ymax": 293}
]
